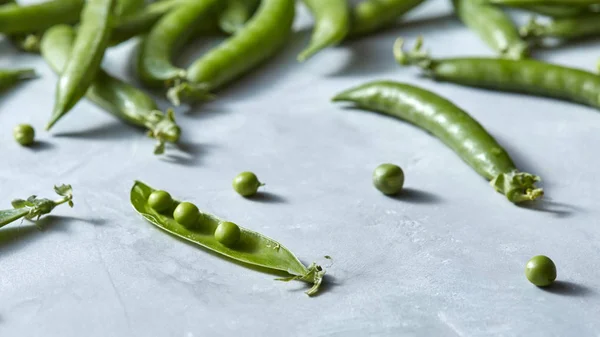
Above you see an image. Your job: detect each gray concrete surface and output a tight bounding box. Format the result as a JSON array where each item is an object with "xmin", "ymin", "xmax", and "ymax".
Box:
[{"xmin": 1, "ymin": 1, "xmax": 599, "ymax": 336}]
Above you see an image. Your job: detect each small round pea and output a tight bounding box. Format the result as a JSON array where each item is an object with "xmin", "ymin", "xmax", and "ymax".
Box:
[
  {"xmin": 525, "ymin": 255, "xmax": 557, "ymax": 287},
  {"xmin": 373, "ymin": 163, "xmax": 405, "ymax": 195},
  {"xmin": 215, "ymin": 221, "xmax": 241, "ymax": 246},
  {"xmin": 13, "ymin": 124, "xmax": 35, "ymax": 146},
  {"xmin": 173, "ymin": 202, "xmax": 199, "ymax": 229},
  {"xmin": 232, "ymin": 172, "xmax": 263, "ymax": 197},
  {"xmin": 148, "ymin": 190, "xmax": 173, "ymax": 213}
]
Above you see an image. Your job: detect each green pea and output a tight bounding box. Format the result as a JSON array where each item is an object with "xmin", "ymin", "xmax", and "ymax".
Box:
[
  {"xmin": 232, "ymin": 171, "xmax": 263, "ymax": 197},
  {"xmin": 372, "ymin": 163, "xmax": 405, "ymax": 195},
  {"xmin": 525, "ymin": 255, "xmax": 557, "ymax": 287},
  {"xmin": 148, "ymin": 190, "xmax": 173, "ymax": 213},
  {"xmin": 173, "ymin": 202, "xmax": 199, "ymax": 229},
  {"xmin": 214, "ymin": 221, "xmax": 241, "ymax": 246},
  {"xmin": 13, "ymin": 124, "xmax": 35, "ymax": 146}
]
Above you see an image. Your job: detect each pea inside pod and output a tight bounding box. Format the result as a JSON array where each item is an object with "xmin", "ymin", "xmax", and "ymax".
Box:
[{"xmin": 131, "ymin": 181, "xmax": 325, "ymax": 296}]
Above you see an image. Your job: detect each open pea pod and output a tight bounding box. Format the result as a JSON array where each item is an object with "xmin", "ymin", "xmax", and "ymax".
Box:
[{"xmin": 130, "ymin": 181, "xmax": 325, "ymax": 296}]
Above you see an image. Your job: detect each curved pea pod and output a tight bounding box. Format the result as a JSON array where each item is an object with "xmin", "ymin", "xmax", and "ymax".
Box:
[
  {"xmin": 298, "ymin": 0, "xmax": 350, "ymax": 62},
  {"xmin": 169, "ymin": 0, "xmax": 295, "ymax": 106},
  {"xmin": 333, "ymin": 81, "xmax": 543, "ymax": 204},
  {"xmin": 520, "ymin": 13, "xmax": 600, "ymax": 41},
  {"xmin": 47, "ymin": 0, "xmax": 116, "ymax": 130},
  {"xmin": 219, "ymin": 0, "xmax": 260, "ymax": 34},
  {"xmin": 0, "ymin": 68, "xmax": 36, "ymax": 91},
  {"xmin": 0, "ymin": 0, "xmax": 84, "ymax": 35},
  {"xmin": 348, "ymin": 0, "xmax": 426, "ymax": 38},
  {"xmin": 41, "ymin": 25, "xmax": 180, "ymax": 155},
  {"xmin": 136, "ymin": 0, "xmax": 224, "ymax": 88},
  {"xmin": 489, "ymin": 0, "xmax": 600, "ymax": 5},
  {"xmin": 453, "ymin": 0, "xmax": 528, "ymax": 59},
  {"xmin": 131, "ymin": 181, "xmax": 325, "ymax": 296},
  {"xmin": 506, "ymin": 4, "xmax": 591, "ymax": 17},
  {"xmin": 395, "ymin": 37, "xmax": 600, "ymax": 112}
]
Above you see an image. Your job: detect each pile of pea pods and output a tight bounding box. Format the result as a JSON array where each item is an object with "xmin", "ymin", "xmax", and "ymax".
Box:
[{"xmin": 2, "ymin": 0, "xmax": 600, "ymax": 294}]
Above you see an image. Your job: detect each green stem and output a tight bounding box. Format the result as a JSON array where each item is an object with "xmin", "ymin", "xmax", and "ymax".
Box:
[{"xmin": 490, "ymin": 171, "xmax": 544, "ymax": 203}]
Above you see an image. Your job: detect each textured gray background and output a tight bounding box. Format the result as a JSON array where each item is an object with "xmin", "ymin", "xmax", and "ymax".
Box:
[{"xmin": 1, "ymin": 1, "xmax": 600, "ymax": 336}]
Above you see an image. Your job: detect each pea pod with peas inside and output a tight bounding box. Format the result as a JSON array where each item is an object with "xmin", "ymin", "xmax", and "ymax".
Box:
[
  {"xmin": 394, "ymin": 37, "xmax": 600, "ymax": 112},
  {"xmin": 489, "ymin": 0, "xmax": 600, "ymax": 5},
  {"xmin": 41, "ymin": 25, "xmax": 181, "ymax": 155},
  {"xmin": 47, "ymin": 0, "xmax": 116, "ymax": 130},
  {"xmin": 219, "ymin": 0, "xmax": 260, "ymax": 34},
  {"xmin": 502, "ymin": 4, "xmax": 592, "ymax": 17},
  {"xmin": 0, "ymin": 0, "xmax": 84, "ymax": 35},
  {"xmin": 348, "ymin": 0, "xmax": 426, "ymax": 38},
  {"xmin": 136, "ymin": 0, "xmax": 223, "ymax": 91},
  {"xmin": 453, "ymin": 0, "xmax": 529, "ymax": 59},
  {"xmin": 131, "ymin": 181, "xmax": 326, "ymax": 296},
  {"xmin": 520, "ymin": 13, "xmax": 600, "ymax": 41},
  {"xmin": 0, "ymin": 68, "xmax": 36, "ymax": 92},
  {"xmin": 297, "ymin": 0, "xmax": 350, "ymax": 62},
  {"xmin": 0, "ymin": 185, "xmax": 74, "ymax": 229},
  {"xmin": 169, "ymin": 0, "xmax": 295, "ymax": 106},
  {"xmin": 333, "ymin": 81, "xmax": 543, "ymax": 204}
]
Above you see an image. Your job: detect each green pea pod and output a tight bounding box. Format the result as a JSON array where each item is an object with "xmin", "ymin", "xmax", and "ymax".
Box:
[
  {"xmin": 47, "ymin": 0, "xmax": 116, "ymax": 130},
  {"xmin": 507, "ymin": 4, "xmax": 591, "ymax": 17},
  {"xmin": 521, "ymin": 13, "xmax": 600, "ymax": 40},
  {"xmin": 0, "ymin": 0, "xmax": 84, "ymax": 35},
  {"xmin": 130, "ymin": 181, "xmax": 325, "ymax": 296},
  {"xmin": 41, "ymin": 25, "xmax": 180, "ymax": 155},
  {"xmin": 489, "ymin": 0, "xmax": 600, "ymax": 4},
  {"xmin": 0, "ymin": 68, "xmax": 36, "ymax": 91},
  {"xmin": 170, "ymin": 0, "xmax": 295, "ymax": 105},
  {"xmin": 298, "ymin": 0, "xmax": 350, "ymax": 62},
  {"xmin": 348, "ymin": 0, "xmax": 426, "ymax": 37},
  {"xmin": 0, "ymin": 185, "xmax": 74, "ymax": 229},
  {"xmin": 333, "ymin": 81, "xmax": 543, "ymax": 204},
  {"xmin": 8, "ymin": 34, "xmax": 41, "ymax": 53},
  {"xmin": 219, "ymin": 0, "xmax": 260, "ymax": 34},
  {"xmin": 115, "ymin": 0, "xmax": 144, "ymax": 17},
  {"xmin": 453, "ymin": 0, "xmax": 529, "ymax": 59},
  {"xmin": 136, "ymin": 0, "xmax": 224, "ymax": 88},
  {"xmin": 395, "ymin": 37, "xmax": 600, "ymax": 112}
]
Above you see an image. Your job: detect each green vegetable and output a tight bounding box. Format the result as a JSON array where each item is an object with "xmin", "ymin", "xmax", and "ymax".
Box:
[
  {"xmin": 395, "ymin": 37, "xmax": 600, "ymax": 113},
  {"xmin": 173, "ymin": 202, "xmax": 200, "ymax": 229},
  {"xmin": 333, "ymin": 80, "xmax": 543, "ymax": 204},
  {"xmin": 148, "ymin": 190, "xmax": 173, "ymax": 213},
  {"xmin": 525, "ymin": 255, "xmax": 557, "ymax": 287},
  {"xmin": 453, "ymin": 0, "xmax": 528, "ymax": 59},
  {"xmin": 505, "ymin": 4, "xmax": 591, "ymax": 17},
  {"xmin": 232, "ymin": 172, "xmax": 264, "ymax": 197},
  {"xmin": 214, "ymin": 221, "xmax": 241, "ymax": 246},
  {"xmin": 0, "ymin": 0, "xmax": 84, "ymax": 35},
  {"xmin": 48, "ymin": 0, "xmax": 116, "ymax": 130},
  {"xmin": 115, "ymin": 0, "xmax": 144, "ymax": 17},
  {"xmin": 0, "ymin": 185, "xmax": 74, "ymax": 229},
  {"xmin": 348, "ymin": 0, "xmax": 425, "ymax": 37},
  {"xmin": 520, "ymin": 13, "xmax": 600, "ymax": 41},
  {"xmin": 170, "ymin": 0, "xmax": 295, "ymax": 105},
  {"xmin": 219, "ymin": 0, "xmax": 260, "ymax": 34},
  {"xmin": 489, "ymin": 0, "xmax": 600, "ymax": 5},
  {"xmin": 298, "ymin": 0, "xmax": 350, "ymax": 62},
  {"xmin": 13, "ymin": 124, "xmax": 35, "ymax": 146},
  {"xmin": 373, "ymin": 164, "xmax": 405, "ymax": 195},
  {"xmin": 0, "ymin": 68, "xmax": 36, "ymax": 91},
  {"xmin": 41, "ymin": 25, "xmax": 181, "ymax": 154},
  {"xmin": 130, "ymin": 181, "xmax": 325, "ymax": 295}
]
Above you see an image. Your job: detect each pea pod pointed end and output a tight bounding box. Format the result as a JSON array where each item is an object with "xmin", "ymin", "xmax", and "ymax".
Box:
[
  {"xmin": 277, "ymin": 262, "xmax": 326, "ymax": 296},
  {"xmin": 145, "ymin": 109, "xmax": 181, "ymax": 155},
  {"xmin": 15, "ymin": 68, "xmax": 38, "ymax": 80},
  {"xmin": 393, "ymin": 37, "xmax": 433, "ymax": 70},
  {"xmin": 166, "ymin": 82, "xmax": 215, "ymax": 106},
  {"xmin": 491, "ymin": 171, "xmax": 544, "ymax": 204}
]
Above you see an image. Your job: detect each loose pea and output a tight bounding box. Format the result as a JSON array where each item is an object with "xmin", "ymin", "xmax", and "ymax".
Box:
[
  {"xmin": 13, "ymin": 124, "xmax": 35, "ymax": 146},
  {"xmin": 148, "ymin": 190, "xmax": 173, "ymax": 213},
  {"xmin": 232, "ymin": 171, "xmax": 263, "ymax": 197},
  {"xmin": 525, "ymin": 255, "xmax": 557, "ymax": 287},
  {"xmin": 215, "ymin": 221, "xmax": 241, "ymax": 246},
  {"xmin": 173, "ymin": 202, "xmax": 199, "ymax": 229},
  {"xmin": 372, "ymin": 163, "xmax": 405, "ymax": 195}
]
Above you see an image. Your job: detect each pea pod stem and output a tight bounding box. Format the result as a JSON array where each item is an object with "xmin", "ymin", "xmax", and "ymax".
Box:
[
  {"xmin": 333, "ymin": 81, "xmax": 543, "ymax": 204},
  {"xmin": 0, "ymin": 68, "xmax": 36, "ymax": 91},
  {"xmin": 394, "ymin": 37, "xmax": 600, "ymax": 112},
  {"xmin": 297, "ymin": 0, "xmax": 350, "ymax": 62},
  {"xmin": 48, "ymin": 0, "xmax": 116, "ymax": 130},
  {"xmin": 130, "ymin": 181, "xmax": 326, "ymax": 296},
  {"xmin": 0, "ymin": 185, "xmax": 74, "ymax": 229},
  {"xmin": 520, "ymin": 14, "xmax": 600, "ymax": 40},
  {"xmin": 42, "ymin": 25, "xmax": 181, "ymax": 155}
]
